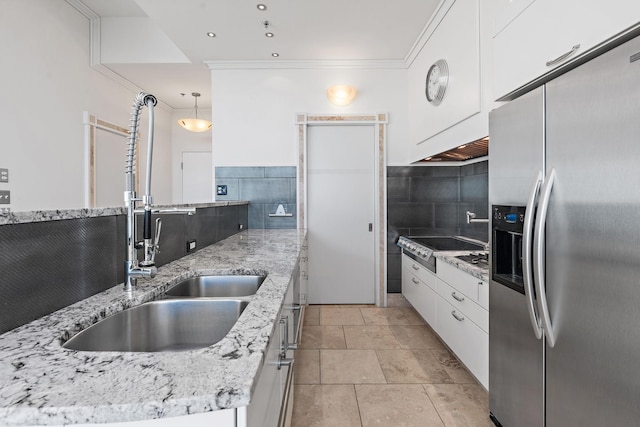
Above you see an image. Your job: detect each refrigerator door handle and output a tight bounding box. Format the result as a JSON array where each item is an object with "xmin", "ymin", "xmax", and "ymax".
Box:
[
  {"xmin": 523, "ymin": 170, "xmax": 544, "ymax": 339},
  {"xmin": 533, "ymin": 168, "xmax": 557, "ymax": 347}
]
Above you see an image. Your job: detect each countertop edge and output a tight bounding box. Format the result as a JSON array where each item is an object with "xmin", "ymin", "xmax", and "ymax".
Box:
[{"xmin": 0, "ymin": 202, "xmax": 249, "ymax": 225}]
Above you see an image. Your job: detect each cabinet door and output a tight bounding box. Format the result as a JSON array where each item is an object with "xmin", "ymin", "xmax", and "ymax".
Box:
[
  {"xmin": 245, "ymin": 312, "xmax": 283, "ymax": 427},
  {"xmin": 494, "ymin": 0, "xmax": 640, "ymax": 99},
  {"xmin": 402, "ymin": 265, "xmax": 437, "ymax": 328},
  {"xmin": 437, "ymin": 295, "xmax": 488, "ymax": 389}
]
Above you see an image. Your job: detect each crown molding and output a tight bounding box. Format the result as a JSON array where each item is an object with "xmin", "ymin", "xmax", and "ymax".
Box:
[
  {"xmin": 65, "ymin": 0, "xmax": 172, "ymax": 111},
  {"xmin": 403, "ymin": 0, "xmax": 455, "ymax": 67}
]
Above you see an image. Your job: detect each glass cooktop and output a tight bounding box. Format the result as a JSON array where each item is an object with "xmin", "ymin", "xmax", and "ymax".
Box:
[{"xmin": 407, "ymin": 236, "xmax": 485, "ymax": 251}]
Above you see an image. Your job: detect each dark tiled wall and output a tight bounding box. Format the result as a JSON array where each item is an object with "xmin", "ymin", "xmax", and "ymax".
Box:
[
  {"xmin": 0, "ymin": 204, "xmax": 248, "ymax": 334},
  {"xmin": 387, "ymin": 160, "xmax": 488, "ymax": 293},
  {"xmin": 215, "ymin": 166, "xmax": 297, "ymax": 229}
]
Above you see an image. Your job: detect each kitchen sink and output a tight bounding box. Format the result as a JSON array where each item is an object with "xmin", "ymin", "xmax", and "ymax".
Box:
[
  {"xmin": 165, "ymin": 274, "xmax": 266, "ymax": 298},
  {"xmin": 63, "ymin": 299, "xmax": 248, "ymax": 352}
]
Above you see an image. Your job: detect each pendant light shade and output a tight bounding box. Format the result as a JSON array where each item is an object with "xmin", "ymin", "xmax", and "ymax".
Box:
[{"xmin": 178, "ymin": 92, "xmax": 212, "ymax": 132}]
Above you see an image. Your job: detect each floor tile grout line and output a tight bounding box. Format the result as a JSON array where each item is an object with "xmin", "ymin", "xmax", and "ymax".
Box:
[
  {"xmin": 421, "ymin": 383, "xmax": 448, "ymax": 427},
  {"xmin": 352, "ymin": 384, "xmax": 365, "ymax": 427}
]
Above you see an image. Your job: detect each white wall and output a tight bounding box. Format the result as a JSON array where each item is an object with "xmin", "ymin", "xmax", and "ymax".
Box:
[
  {"xmin": 0, "ymin": 0, "xmax": 173, "ymax": 212},
  {"xmin": 209, "ymin": 67, "xmax": 410, "ymax": 166}
]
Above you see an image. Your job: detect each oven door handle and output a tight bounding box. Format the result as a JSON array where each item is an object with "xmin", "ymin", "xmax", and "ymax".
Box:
[{"xmin": 523, "ymin": 170, "xmax": 544, "ymax": 340}]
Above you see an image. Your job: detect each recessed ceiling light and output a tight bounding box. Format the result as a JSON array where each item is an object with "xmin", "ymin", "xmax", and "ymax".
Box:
[
  {"xmin": 271, "ymin": 52, "xmax": 280, "ymax": 57},
  {"xmin": 257, "ymin": 4, "xmax": 267, "ymax": 10},
  {"xmin": 206, "ymin": 32, "xmax": 216, "ymax": 38},
  {"xmin": 265, "ymin": 32, "xmax": 274, "ymax": 38}
]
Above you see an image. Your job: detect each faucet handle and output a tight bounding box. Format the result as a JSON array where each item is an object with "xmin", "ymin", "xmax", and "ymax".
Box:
[{"xmin": 151, "ymin": 218, "xmax": 162, "ymax": 263}]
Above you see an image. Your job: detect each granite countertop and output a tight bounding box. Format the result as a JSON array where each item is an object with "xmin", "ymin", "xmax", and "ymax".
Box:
[
  {"xmin": 434, "ymin": 251, "xmax": 489, "ymax": 282},
  {"xmin": 0, "ymin": 229, "xmax": 306, "ymax": 426}
]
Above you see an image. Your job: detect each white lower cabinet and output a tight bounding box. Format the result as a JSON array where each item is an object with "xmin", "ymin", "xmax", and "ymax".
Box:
[
  {"xmin": 436, "ymin": 295, "xmax": 488, "ymax": 388},
  {"xmin": 402, "ymin": 257, "xmax": 439, "ymax": 327},
  {"xmin": 401, "ymin": 254, "xmax": 488, "ymax": 389}
]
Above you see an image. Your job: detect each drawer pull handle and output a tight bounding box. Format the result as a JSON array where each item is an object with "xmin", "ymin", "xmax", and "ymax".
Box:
[
  {"xmin": 412, "ymin": 277, "xmax": 420, "ymax": 284},
  {"xmin": 451, "ymin": 292, "xmax": 465, "ymax": 302},
  {"xmin": 546, "ymin": 44, "xmax": 580, "ymax": 67},
  {"xmin": 412, "ymin": 264, "xmax": 419, "ymax": 271},
  {"xmin": 451, "ymin": 311, "xmax": 465, "ymax": 322},
  {"xmin": 478, "ymin": 281, "xmax": 484, "ymax": 286}
]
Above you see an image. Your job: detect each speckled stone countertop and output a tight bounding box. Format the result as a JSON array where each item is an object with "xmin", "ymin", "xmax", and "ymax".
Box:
[
  {"xmin": 0, "ymin": 202, "xmax": 248, "ymax": 225},
  {"xmin": 434, "ymin": 251, "xmax": 489, "ymax": 282},
  {"xmin": 0, "ymin": 229, "xmax": 306, "ymax": 426}
]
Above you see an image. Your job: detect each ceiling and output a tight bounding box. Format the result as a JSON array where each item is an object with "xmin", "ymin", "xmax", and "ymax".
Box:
[{"xmin": 77, "ymin": 0, "xmax": 442, "ymax": 109}]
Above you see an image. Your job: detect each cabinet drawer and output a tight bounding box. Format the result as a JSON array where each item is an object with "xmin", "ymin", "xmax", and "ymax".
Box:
[
  {"xmin": 438, "ymin": 280, "xmax": 487, "ymax": 333},
  {"xmin": 402, "ymin": 255, "xmax": 440, "ymax": 291},
  {"xmin": 437, "ymin": 296, "xmax": 488, "ymax": 389},
  {"xmin": 402, "ymin": 266, "xmax": 437, "ymax": 328},
  {"xmin": 437, "ymin": 260, "xmax": 484, "ymax": 302}
]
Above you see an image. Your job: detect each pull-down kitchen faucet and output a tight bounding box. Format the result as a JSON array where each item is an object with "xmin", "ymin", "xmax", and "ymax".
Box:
[{"xmin": 124, "ymin": 92, "xmax": 195, "ymax": 292}]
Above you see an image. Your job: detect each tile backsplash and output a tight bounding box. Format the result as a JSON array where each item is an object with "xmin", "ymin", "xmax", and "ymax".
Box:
[
  {"xmin": 215, "ymin": 166, "xmax": 297, "ymax": 229},
  {"xmin": 0, "ymin": 204, "xmax": 248, "ymax": 334},
  {"xmin": 386, "ymin": 160, "xmax": 488, "ymax": 293}
]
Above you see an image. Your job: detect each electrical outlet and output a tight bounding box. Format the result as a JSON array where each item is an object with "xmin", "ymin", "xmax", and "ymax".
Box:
[
  {"xmin": 216, "ymin": 185, "xmax": 227, "ymax": 196},
  {"xmin": 186, "ymin": 239, "xmax": 197, "ymax": 253},
  {"xmin": 0, "ymin": 190, "xmax": 9, "ymax": 204},
  {"xmin": 0, "ymin": 169, "xmax": 8, "ymax": 183}
]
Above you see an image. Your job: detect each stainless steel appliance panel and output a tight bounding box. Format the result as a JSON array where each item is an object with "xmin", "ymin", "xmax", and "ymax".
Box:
[
  {"xmin": 489, "ymin": 282, "xmax": 544, "ymax": 427},
  {"xmin": 488, "ymin": 88, "xmax": 545, "ymax": 427},
  {"xmin": 543, "ymin": 35, "xmax": 640, "ymax": 426},
  {"xmin": 488, "ymin": 87, "xmax": 544, "ymax": 207}
]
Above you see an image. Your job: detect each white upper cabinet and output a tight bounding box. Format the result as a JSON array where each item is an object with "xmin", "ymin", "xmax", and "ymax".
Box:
[
  {"xmin": 493, "ymin": 0, "xmax": 640, "ymax": 100},
  {"xmin": 408, "ymin": 0, "xmax": 481, "ymax": 147},
  {"xmin": 407, "ymin": 0, "xmax": 502, "ymax": 163}
]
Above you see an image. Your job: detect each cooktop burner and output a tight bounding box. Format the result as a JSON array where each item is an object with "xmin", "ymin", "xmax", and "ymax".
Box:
[{"xmin": 456, "ymin": 253, "xmax": 489, "ymax": 266}]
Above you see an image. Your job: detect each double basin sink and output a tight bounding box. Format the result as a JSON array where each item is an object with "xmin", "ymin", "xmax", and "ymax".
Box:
[{"xmin": 63, "ymin": 274, "xmax": 266, "ymax": 353}]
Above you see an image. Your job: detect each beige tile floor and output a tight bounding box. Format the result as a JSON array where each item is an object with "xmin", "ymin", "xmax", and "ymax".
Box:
[{"xmin": 291, "ymin": 297, "xmax": 492, "ymax": 427}]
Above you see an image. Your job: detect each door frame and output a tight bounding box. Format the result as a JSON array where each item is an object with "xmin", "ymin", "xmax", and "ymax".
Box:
[
  {"xmin": 83, "ymin": 112, "xmax": 133, "ymax": 208},
  {"xmin": 296, "ymin": 113, "xmax": 388, "ymax": 307}
]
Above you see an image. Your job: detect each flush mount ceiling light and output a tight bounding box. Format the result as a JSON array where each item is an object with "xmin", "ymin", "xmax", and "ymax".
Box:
[
  {"xmin": 265, "ymin": 32, "xmax": 274, "ymax": 37},
  {"xmin": 271, "ymin": 52, "xmax": 280, "ymax": 57},
  {"xmin": 326, "ymin": 85, "xmax": 357, "ymax": 106},
  {"xmin": 257, "ymin": 4, "xmax": 267, "ymax": 10},
  {"xmin": 178, "ymin": 92, "xmax": 212, "ymax": 132},
  {"xmin": 206, "ymin": 32, "xmax": 216, "ymax": 37}
]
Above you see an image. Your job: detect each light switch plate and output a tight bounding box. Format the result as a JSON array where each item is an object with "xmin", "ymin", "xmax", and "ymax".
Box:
[
  {"xmin": 0, "ymin": 169, "xmax": 8, "ymax": 183},
  {"xmin": 0, "ymin": 190, "xmax": 9, "ymax": 204}
]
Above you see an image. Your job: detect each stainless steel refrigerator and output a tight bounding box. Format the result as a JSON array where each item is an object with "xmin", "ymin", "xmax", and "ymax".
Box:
[{"xmin": 488, "ymin": 33, "xmax": 640, "ymax": 426}]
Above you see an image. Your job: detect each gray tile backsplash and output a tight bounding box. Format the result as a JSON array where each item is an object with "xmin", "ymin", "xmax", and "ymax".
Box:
[
  {"xmin": 386, "ymin": 161, "xmax": 488, "ymax": 293},
  {"xmin": 216, "ymin": 166, "xmax": 297, "ymax": 229}
]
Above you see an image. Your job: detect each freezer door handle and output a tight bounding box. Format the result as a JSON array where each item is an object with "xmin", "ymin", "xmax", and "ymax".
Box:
[
  {"xmin": 523, "ymin": 170, "xmax": 544, "ymax": 339},
  {"xmin": 533, "ymin": 168, "xmax": 557, "ymax": 347}
]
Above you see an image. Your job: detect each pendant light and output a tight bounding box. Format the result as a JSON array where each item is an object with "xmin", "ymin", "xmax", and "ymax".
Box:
[{"xmin": 178, "ymin": 92, "xmax": 212, "ymax": 132}]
